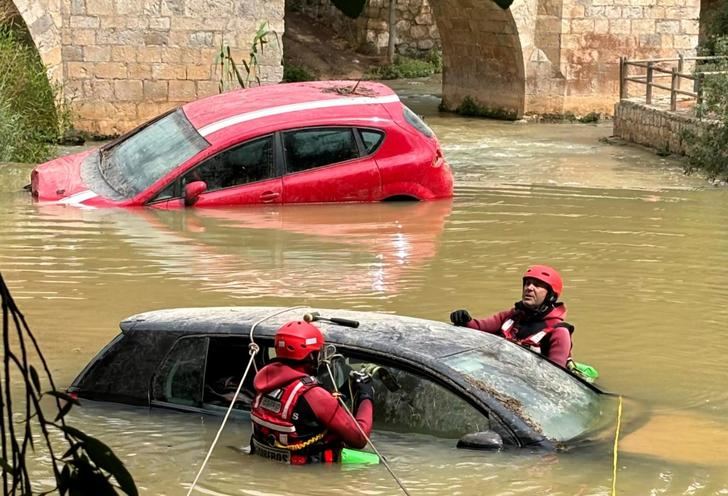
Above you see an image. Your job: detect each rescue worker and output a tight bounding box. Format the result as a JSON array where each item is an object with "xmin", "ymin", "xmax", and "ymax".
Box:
[
  {"xmin": 250, "ymin": 320, "xmax": 374, "ymax": 464},
  {"xmin": 450, "ymin": 264, "xmax": 572, "ymax": 367}
]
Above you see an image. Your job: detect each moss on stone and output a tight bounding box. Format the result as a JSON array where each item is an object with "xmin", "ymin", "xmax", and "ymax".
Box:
[{"xmin": 454, "ymin": 96, "xmax": 518, "ymax": 120}]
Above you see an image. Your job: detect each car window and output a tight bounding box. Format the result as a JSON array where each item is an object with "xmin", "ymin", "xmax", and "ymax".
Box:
[
  {"xmin": 202, "ymin": 337, "xmax": 272, "ymax": 410},
  {"xmin": 152, "ymin": 337, "xmax": 208, "ymax": 407},
  {"xmin": 283, "ymin": 128, "xmax": 359, "ymax": 173},
  {"xmin": 358, "ymin": 129, "xmax": 385, "ymax": 155},
  {"xmin": 100, "ymin": 109, "xmax": 209, "ymax": 199},
  {"xmin": 402, "ymin": 105, "xmax": 434, "ymax": 138},
  {"xmin": 442, "ymin": 348, "xmax": 605, "ymax": 442},
  {"xmin": 342, "ymin": 356, "xmax": 495, "ymax": 439},
  {"xmin": 182, "ymin": 135, "xmax": 275, "ymax": 192}
]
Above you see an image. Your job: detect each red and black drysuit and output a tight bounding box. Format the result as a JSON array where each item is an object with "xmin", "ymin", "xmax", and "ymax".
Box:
[
  {"xmin": 466, "ymin": 302, "xmax": 572, "ymax": 367},
  {"xmin": 250, "ymin": 361, "xmax": 373, "ymax": 464}
]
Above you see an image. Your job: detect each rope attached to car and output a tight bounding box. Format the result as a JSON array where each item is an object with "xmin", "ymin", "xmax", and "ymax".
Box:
[
  {"xmin": 323, "ymin": 358, "xmax": 413, "ymax": 496},
  {"xmin": 185, "ymin": 306, "xmax": 307, "ymax": 496},
  {"xmin": 611, "ymin": 395, "xmax": 623, "ymax": 496}
]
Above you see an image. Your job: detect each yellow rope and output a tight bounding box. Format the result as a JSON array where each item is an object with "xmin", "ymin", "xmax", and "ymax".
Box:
[
  {"xmin": 611, "ymin": 395, "xmax": 623, "ymax": 496},
  {"xmin": 275, "ymin": 431, "xmax": 326, "ymax": 451}
]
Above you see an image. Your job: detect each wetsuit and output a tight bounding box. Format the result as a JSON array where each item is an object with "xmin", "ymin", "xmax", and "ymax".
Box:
[
  {"xmin": 467, "ymin": 302, "xmax": 572, "ymax": 367},
  {"xmin": 250, "ymin": 361, "xmax": 373, "ymax": 464}
]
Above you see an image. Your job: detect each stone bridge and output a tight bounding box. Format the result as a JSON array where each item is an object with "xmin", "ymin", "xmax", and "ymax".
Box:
[{"xmin": 12, "ymin": 0, "xmax": 701, "ymax": 134}]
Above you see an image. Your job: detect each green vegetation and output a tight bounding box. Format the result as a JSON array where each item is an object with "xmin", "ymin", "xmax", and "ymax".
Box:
[
  {"xmin": 283, "ymin": 64, "xmax": 316, "ymax": 82},
  {"xmin": 1, "ymin": 273, "xmax": 137, "ymax": 495},
  {"xmin": 452, "ymin": 96, "xmax": 518, "ymax": 120},
  {"xmin": 216, "ymin": 21, "xmax": 279, "ymax": 92},
  {"xmin": 366, "ymin": 52, "xmax": 441, "ymax": 80},
  {"xmin": 682, "ymin": 39, "xmax": 728, "ymax": 181},
  {"xmin": 0, "ymin": 25, "xmax": 69, "ymax": 163}
]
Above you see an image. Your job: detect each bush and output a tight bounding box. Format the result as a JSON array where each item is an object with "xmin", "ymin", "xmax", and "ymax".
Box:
[
  {"xmin": 0, "ymin": 25, "xmax": 69, "ymax": 162},
  {"xmin": 367, "ymin": 53, "xmax": 441, "ymax": 80},
  {"xmin": 683, "ymin": 36, "xmax": 728, "ymax": 181},
  {"xmin": 283, "ymin": 64, "xmax": 316, "ymax": 82}
]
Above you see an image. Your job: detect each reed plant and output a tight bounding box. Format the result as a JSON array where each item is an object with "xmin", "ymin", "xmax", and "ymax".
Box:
[{"xmin": 0, "ymin": 273, "xmax": 137, "ymax": 495}]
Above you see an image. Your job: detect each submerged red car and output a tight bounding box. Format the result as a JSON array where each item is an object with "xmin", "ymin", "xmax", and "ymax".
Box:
[{"xmin": 30, "ymin": 81, "xmax": 453, "ymax": 208}]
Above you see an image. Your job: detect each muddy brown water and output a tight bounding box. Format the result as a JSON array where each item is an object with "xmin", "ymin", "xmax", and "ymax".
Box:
[{"xmin": 1, "ymin": 80, "xmax": 728, "ymax": 494}]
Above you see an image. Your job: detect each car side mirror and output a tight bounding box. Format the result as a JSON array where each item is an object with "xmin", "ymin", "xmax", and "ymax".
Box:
[
  {"xmin": 456, "ymin": 431, "xmax": 503, "ymax": 451},
  {"xmin": 184, "ymin": 181, "xmax": 207, "ymax": 206}
]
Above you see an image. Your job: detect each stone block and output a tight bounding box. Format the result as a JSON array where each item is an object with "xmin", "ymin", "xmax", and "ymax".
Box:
[
  {"xmin": 99, "ymin": 16, "xmax": 128, "ymax": 29},
  {"xmin": 643, "ymin": 5, "xmax": 666, "ymax": 17},
  {"xmin": 168, "ymin": 79, "xmax": 197, "ymax": 100},
  {"xmin": 128, "ymin": 63, "xmax": 153, "ymax": 79},
  {"xmin": 196, "ymin": 80, "xmax": 220, "ymax": 97},
  {"xmin": 152, "ymin": 62, "xmax": 187, "ymax": 79},
  {"xmin": 189, "ymin": 31, "xmax": 214, "ymax": 48},
  {"xmin": 84, "ymin": 46, "xmax": 111, "ymax": 62},
  {"xmin": 71, "ymin": 29, "xmax": 96, "ymax": 45},
  {"xmin": 95, "ymin": 62, "xmax": 128, "ymax": 79},
  {"xmin": 144, "ymin": 80, "xmax": 169, "ymax": 101},
  {"xmin": 70, "ymin": 0, "xmax": 86, "ymax": 15},
  {"xmin": 572, "ymin": 19, "xmax": 595, "ymax": 33},
  {"xmin": 126, "ymin": 17, "xmax": 150, "ymax": 29},
  {"xmin": 186, "ymin": 64, "xmax": 211, "ymax": 80},
  {"xmin": 656, "ymin": 20, "xmax": 680, "ymax": 33},
  {"xmin": 70, "ymin": 15, "xmax": 100, "ymax": 29},
  {"xmin": 67, "ymin": 61, "xmax": 93, "ymax": 79},
  {"xmin": 144, "ymin": 31, "xmax": 169, "ymax": 46},
  {"xmin": 137, "ymin": 47, "xmax": 163, "ymax": 62},
  {"xmin": 87, "ymin": 0, "xmax": 114, "ymax": 16},
  {"xmin": 114, "ymin": 80, "xmax": 144, "ymax": 100},
  {"xmin": 161, "ymin": 47, "xmax": 185, "ymax": 62},
  {"xmin": 595, "ymin": 18, "xmax": 610, "ymax": 33},
  {"xmin": 111, "ymin": 46, "xmax": 137, "ymax": 62},
  {"xmin": 609, "ymin": 19, "xmax": 630, "ymax": 34},
  {"xmin": 115, "ymin": 0, "xmax": 143, "ymax": 14},
  {"xmin": 673, "ymin": 34, "xmax": 696, "ymax": 49},
  {"xmin": 63, "ymin": 45, "xmax": 84, "ymax": 62},
  {"xmin": 681, "ymin": 19, "xmax": 699, "ymax": 35},
  {"xmin": 149, "ymin": 17, "xmax": 171, "ymax": 30},
  {"xmin": 631, "ymin": 19, "xmax": 655, "ymax": 33}
]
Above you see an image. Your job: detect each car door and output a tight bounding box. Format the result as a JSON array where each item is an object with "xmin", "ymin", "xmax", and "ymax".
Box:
[
  {"xmin": 148, "ymin": 134, "xmax": 282, "ymax": 207},
  {"xmin": 333, "ymin": 352, "xmax": 498, "ymax": 440},
  {"xmin": 281, "ymin": 127, "xmax": 382, "ymax": 203}
]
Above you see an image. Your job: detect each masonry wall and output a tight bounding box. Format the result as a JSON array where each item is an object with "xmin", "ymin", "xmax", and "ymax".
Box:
[
  {"xmin": 552, "ymin": 0, "xmax": 701, "ymax": 115},
  {"xmin": 613, "ymin": 99, "xmax": 705, "ymax": 155},
  {"xmin": 295, "ymin": 0, "xmax": 440, "ymax": 56},
  {"xmin": 28, "ymin": 0, "xmax": 285, "ymax": 136}
]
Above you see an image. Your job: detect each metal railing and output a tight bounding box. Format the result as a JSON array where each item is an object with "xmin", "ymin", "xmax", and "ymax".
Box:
[{"xmin": 619, "ymin": 55, "xmax": 728, "ymax": 113}]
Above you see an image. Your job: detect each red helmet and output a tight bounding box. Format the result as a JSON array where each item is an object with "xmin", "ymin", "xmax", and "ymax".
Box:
[
  {"xmin": 523, "ymin": 264, "xmax": 563, "ymax": 297},
  {"xmin": 274, "ymin": 321, "xmax": 324, "ymax": 361}
]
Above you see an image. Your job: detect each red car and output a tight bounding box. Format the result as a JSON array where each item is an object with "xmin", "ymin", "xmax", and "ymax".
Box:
[{"xmin": 30, "ymin": 81, "xmax": 453, "ymax": 208}]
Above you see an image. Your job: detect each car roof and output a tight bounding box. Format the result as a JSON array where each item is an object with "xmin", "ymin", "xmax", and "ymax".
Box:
[
  {"xmin": 182, "ymin": 81, "xmax": 401, "ymax": 140},
  {"xmin": 120, "ymin": 306, "xmax": 498, "ymax": 361}
]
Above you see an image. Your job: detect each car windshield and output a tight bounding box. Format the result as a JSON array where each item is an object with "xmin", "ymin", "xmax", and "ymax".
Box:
[
  {"xmin": 99, "ymin": 109, "xmax": 209, "ymax": 199},
  {"xmin": 442, "ymin": 347, "xmax": 606, "ymax": 442}
]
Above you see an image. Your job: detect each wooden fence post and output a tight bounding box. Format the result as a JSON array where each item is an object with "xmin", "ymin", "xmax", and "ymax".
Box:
[
  {"xmin": 646, "ymin": 61, "xmax": 653, "ymax": 104},
  {"xmin": 696, "ymin": 72, "xmax": 704, "ymax": 118},
  {"xmin": 619, "ymin": 57, "xmax": 626, "ymax": 99},
  {"xmin": 677, "ymin": 54, "xmax": 684, "ymax": 91},
  {"xmin": 670, "ymin": 67, "xmax": 678, "ymax": 111}
]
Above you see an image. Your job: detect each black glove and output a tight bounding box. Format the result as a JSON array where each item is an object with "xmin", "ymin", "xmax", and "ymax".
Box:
[
  {"xmin": 450, "ymin": 309, "xmax": 472, "ymax": 326},
  {"xmin": 351, "ymin": 371, "xmax": 374, "ymax": 405}
]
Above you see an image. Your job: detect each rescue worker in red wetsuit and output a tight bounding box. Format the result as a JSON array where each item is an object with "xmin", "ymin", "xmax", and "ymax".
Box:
[
  {"xmin": 450, "ymin": 264, "xmax": 572, "ymax": 367},
  {"xmin": 250, "ymin": 320, "xmax": 374, "ymax": 464}
]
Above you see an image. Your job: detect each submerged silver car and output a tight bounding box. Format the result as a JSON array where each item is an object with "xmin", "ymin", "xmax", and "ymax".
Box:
[{"xmin": 69, "ymin": 306, "xmax": 621, "ymax": 450}]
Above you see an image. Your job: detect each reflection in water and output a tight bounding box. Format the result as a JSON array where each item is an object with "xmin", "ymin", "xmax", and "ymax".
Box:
[
  {"xmin": 30, "ymin": 200, "xmax": 451, "ymax": 299},
  {"xmin": 2, "ymin": 82, "xmax": 728, "ymax": 493}
]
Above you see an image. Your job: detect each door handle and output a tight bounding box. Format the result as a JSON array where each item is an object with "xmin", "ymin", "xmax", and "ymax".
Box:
[{"xmin": 260, "ymin": 191, "xmax": 279, "ymax": 203}]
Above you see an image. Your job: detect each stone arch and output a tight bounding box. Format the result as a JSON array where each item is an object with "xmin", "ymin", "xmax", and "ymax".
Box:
[
  {"xmin": 8, "ymin": 0, "xmax": 62, "ymax": 85},
  {"xmin": 432, "ymin": 0, "xmax": 528, "ymax": 119}
]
